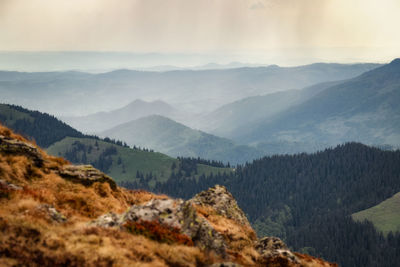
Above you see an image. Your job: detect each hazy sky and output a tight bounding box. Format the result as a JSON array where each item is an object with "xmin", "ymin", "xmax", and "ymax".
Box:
[{"xmin": 0, "ymin": 0, "xmax": 399, "ymax": 64}]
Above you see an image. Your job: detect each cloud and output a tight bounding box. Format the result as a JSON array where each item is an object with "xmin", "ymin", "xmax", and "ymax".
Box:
[{"xmin": 250, "ymin": 1, "xmax": 265, "ymax": 10}]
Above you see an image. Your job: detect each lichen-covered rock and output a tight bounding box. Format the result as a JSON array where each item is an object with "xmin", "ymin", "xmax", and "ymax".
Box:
[
  {"xmin": 256, "ymin": 237, "xmax": 299, "ymax": 264},
  {"xmin": 37, "ymin": 204, "xmax": 67, "ymax": 223},
  {"xmin": 256, "ymin": 236, "xmax": 288, "ymax": 251},
  {"xmin": 122, "ymin": 198, "xmax": 184, "ymax": 229},
  {"xmin": 59, "ymin": 165, "xmax": 117, "ymax": 190},
  {"xmin": 0, "ymin": 135, "xmax": 44, "ymax": 166},
  {"xmin": 180, "ymin": 201, "xmax": 227, "ymax": 256},
  {"xmin": 90, "ymin": 185, "xmax": 337, "ymax": 266},
  {"xmin": 91, "ymin": 197, "xmax": 227, "ymax": 256},
  {"xmin": 90, "ymin": 212, "xmax": 121, "ymax": 227},
  {"xmin": 189, "ymin": 185, "xmax": 251, "ymax": 227}
]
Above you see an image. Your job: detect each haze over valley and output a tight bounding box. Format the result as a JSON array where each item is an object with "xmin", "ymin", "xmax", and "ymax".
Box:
[{"xmin": 1, "ymin": 1, "xmax": 400, "ymax": 266}]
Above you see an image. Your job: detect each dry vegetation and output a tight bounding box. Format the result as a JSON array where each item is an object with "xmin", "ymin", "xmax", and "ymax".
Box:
[
  {"xmin": 0, "ymin": 124, "xmax": 337, "ymax": 266},
  {"xmin": 0, "ymin": 125, "xmax": 209, "ymax": 266}
]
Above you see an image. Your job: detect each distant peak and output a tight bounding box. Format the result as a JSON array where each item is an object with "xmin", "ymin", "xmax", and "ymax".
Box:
[{"xmin": 390, "ymin": 58, "xmax": 400, "ymax": 65}]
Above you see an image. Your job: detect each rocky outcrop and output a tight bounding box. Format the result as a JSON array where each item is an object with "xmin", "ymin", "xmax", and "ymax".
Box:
[
  {"xmin": 0, "ymin": 135, "xmax": 44, "ymax": 166},
  {"xmin": 180, "ymin": 201, "xmax": 227, "ymax": 255},
  {"xmin": 256, "ymin": 237, "xmax": 299, "ymax": 265},
  {"xmin": 92, "ymin": 197, "xmax": 227, "ymax": 256},
  {"xmin": 0, "ymin": 125, "xmax": 338, "ymax": 266},
  {"xmin": 59, "ymin": 164, "xmax": 117, "ymax": 190},
  {"xmin": 90, "ymin": 185, "xmax": 339, "ymax": 266},
  {"xmin": 91, "ymin": 185, "xmax": 334, "ymax": 266},
  {"xmin": 189, "ymin": 185, "xmax": 251, "ymax": 227},
  {"xmin": 91, "ymin": 212, "xmax": 121, "ymax": 227}
]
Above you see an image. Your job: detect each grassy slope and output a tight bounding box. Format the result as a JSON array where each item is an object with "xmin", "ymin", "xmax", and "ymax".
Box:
[
  {"xmin": 47, "ymin": 137, "xmax": 230, "ymax": 185},
  {"xmin": 0, "ymin": 104, "xmax": 230, "ymax": 185},
  {"xmin": 0, "ymin": 124, "xmax": 215, "ymax": 266},
  {"xmin": 352, "ymin": 192, "xmax": 400, "ymax": 235}
]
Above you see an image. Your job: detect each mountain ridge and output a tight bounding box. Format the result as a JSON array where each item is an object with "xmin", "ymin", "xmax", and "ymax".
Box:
[
  {"xmin": 0, "ymin": 62, "xmax": 381, "ymax": 116},
  {"xmin": 101, "ymin": 114, "xmax": 264, "ymax": 164},
  {"xmin": 0, "ymin": 103, "xmax": 230, "ymax": 185},
  {"xmin": 62, "ymin": 99, "xmax": 177, "ymax": 133},
  {"xmin": 198, "ymin": 80, "xmax": 344, "ymax": 138},
  {"xmin": 235, "ymin": 59, "xmax": 400, "ymax": 147}
]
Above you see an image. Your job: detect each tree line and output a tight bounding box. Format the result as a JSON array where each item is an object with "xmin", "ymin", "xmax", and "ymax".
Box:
[{"xmin": 124, "ymin": 143, "xmax": 400, "ymax": 267}]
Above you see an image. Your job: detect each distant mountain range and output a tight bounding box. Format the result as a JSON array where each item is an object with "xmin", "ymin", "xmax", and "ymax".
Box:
[
  {"xmin": 0, "ymin": 62, "xmax": 380, "ymax": 116},
  {"xmin": 196, "ymin": 80, "xmax": 343, "ymax": 137},
  {"xmin": 1, "ymin": 60, "xmax": 398, "ymax": 163},
  {"xmin": 1, "ymin": 58, "xmax": 399, "ymax": 267},
  {"xmin": 101, "ymin": 115, "xmax": 263, "ymax": 164},
  {"xmin": 62, "ymin": 99, "xmax": 178, "ymax": 133},
  {"xmin": 59, "ymin": 59, "xmax": 400, "ymax": 160},
  {"xmin": 137, "ymin": 62, "xmax": 270, "ymax": 72},
  {"xmin": 234, "ymin": 58, "xmax": 400, "ymax": 147}
]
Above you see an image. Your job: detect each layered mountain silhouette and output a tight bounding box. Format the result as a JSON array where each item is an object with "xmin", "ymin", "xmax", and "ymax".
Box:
[
  {"xmin": 0, "ymin": 63, "xmax": 380, "ymax": 116},
  {"xmin": 198, "ymin": 80, "xmax": 343, "ymax": 137},
  {"xmin": 224, "ymin": 59, "xmax": 400, "ymax": 148},
  {"xmin": 101, "ymin": 115, "xmax": 263, "ymax": 164},
  {"xmin": 62, "ymin": 99, "xmax": 177, "ymax": 133},
  {"xmin": 0, "ymin": 103, "xmax": 231, "ymax": 185}
]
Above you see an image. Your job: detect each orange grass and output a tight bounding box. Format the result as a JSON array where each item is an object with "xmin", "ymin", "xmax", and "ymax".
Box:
[{"xmin": 0, "ymin": 124, "xmax": 336, "ymax": 266}]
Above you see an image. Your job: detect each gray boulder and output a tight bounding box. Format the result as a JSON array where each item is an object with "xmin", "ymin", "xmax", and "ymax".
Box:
[
  {"xmin": 0, "ymin": 135, "xmax": 44, "ymax": 166},
  {"xmin": 255, "ymin": 236, "xmax": 299, "ymax": 264},
  {"xmin": 59, "ymin": 165, "xmax": 117, "ymax": 190},
  {"xmin": 189, "ymin": 185, "xmax": 251, "ymax": 227},
  {"xmin": 92, "ymin": 197, "xmax": 227, "ymax": 256}
]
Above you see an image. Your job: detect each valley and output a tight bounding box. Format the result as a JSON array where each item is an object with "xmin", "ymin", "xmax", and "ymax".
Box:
[
  {"xmin": 0, "ymin": 59, "xmax": 399, "ymax": 267},
  {"xmin": 2, "ymin": 2, "xmax": 399, "ymax": 266}
]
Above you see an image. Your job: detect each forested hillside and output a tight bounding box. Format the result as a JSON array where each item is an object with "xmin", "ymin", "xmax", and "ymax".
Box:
[
  {"xmin": 0, "ymin": 104, "xmax": 231, "ymax": 185},
  {"xmin": 47, "ymin": 136, "xmax": 231, "ymax": 186},
  {"xmin": 0, "ymin": 103, "xmax": 83, "ymax": 147},
  {"xmin": 128, "ymin": 143, "xmax": 400, "ymax": 267}
]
